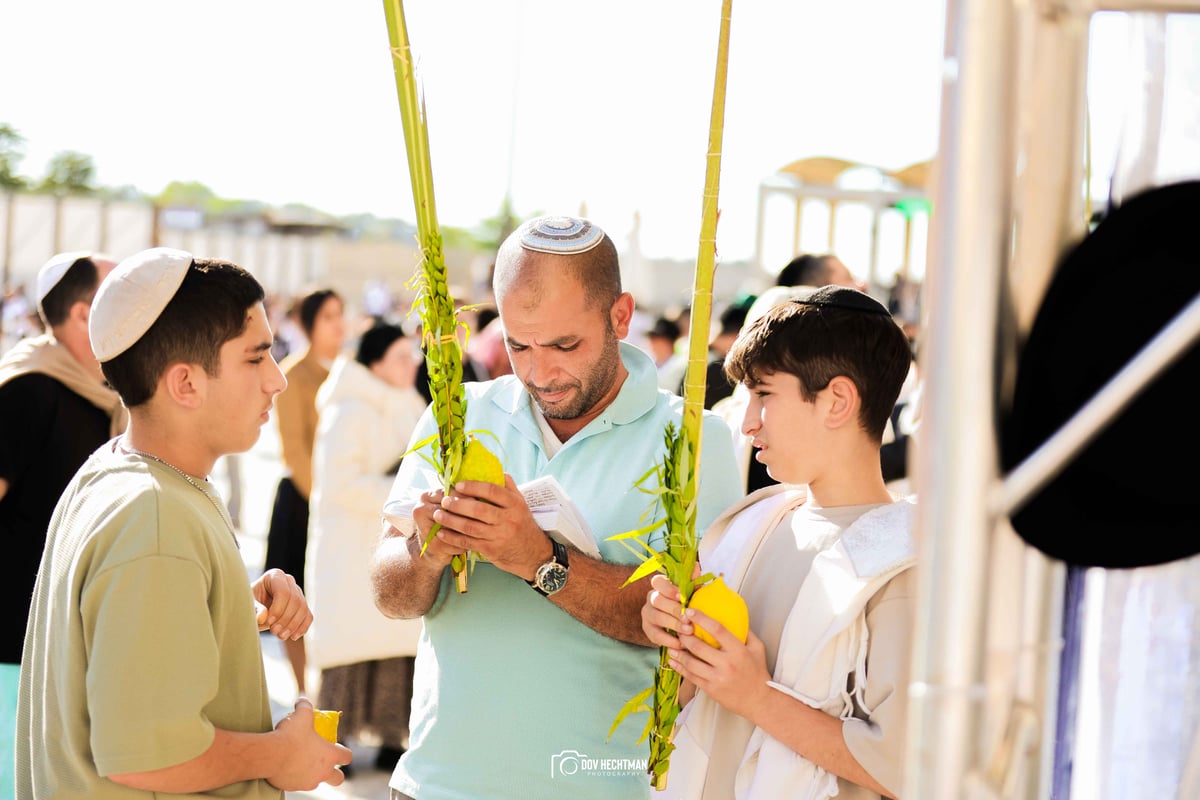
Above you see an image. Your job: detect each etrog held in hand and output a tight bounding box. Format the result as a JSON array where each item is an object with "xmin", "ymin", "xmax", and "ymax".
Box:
[
  {"xmin": 688, "ymin": 575, "xmax": 749, "ymax": 648},
  {"xmin": 313, "ymin": 709, "xmax": 341, "ymax": 743}
]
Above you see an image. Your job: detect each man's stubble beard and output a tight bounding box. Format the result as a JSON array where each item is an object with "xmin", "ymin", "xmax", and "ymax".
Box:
[{"xmin": 532, "ymin": 325, "xmax": 621, "ymax": 421}]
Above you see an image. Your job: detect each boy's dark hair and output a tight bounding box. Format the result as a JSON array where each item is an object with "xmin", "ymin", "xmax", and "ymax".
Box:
[
  {"xmin": 297, "ymin": 288, "xmax": 341, "ymax": 338},
  {"xmin": 724, "ymin": 286, "xmax": 912, "ymax": 441},
  {"xmin": 356, "ymin": 322, "xmax": 407, "ymax": 368},
  {"xmin": 39, "ymin": 256, "xmax": 99, "ymax": 328},
  {"xmin": 101, "ymin": 259, "xmax": 266, "ymax": 408}
]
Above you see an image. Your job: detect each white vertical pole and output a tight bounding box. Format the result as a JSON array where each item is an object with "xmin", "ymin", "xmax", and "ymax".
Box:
[
  {"xmin": 867, "ymin": 203, "xmax": 882, "ymax": 291},
  {"xmin": 753, "ymin": 183, "xmax": 767, "ymax": 276},
  {"xmin": 904, "ymin": 0, "xmax": 1018, "ymax": 796}
]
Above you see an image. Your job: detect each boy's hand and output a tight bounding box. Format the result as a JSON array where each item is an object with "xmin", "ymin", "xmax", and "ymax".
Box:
[
  {"xmin": 642, "ymin": 573, "xmax": 695, "ymax": 648},
  {"xmin": 253, "ymin": 568, "xmax": 312, "ymax": 641},
  {"xmin": 267, "ymin": 698, "xmax": 352, "ymax": 791},
  {"xmin": 668, "ymin": 607, "xmax": 773, "ymax": 721}
]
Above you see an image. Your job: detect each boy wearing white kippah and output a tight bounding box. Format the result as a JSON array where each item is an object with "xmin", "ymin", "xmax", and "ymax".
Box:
[{"xmin": 16, "ymin": 248, "xmax": 351, "ymax": 799}]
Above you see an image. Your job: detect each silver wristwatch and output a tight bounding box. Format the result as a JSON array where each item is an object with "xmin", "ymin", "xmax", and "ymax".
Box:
[{"xmin": 529, "ymin": 539, "xmax": 570, "ymax": 597}]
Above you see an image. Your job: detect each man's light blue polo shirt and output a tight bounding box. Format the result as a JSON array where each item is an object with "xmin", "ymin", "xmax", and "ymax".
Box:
[{"xmin": 386, "ymin": 342, "xmax": 743, "ymax": 800}]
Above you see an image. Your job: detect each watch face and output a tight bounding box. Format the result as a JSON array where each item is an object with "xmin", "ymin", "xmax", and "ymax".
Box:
[{"xmin": 537, "ymin": 563, "xmax": 569, "ymax": 595}]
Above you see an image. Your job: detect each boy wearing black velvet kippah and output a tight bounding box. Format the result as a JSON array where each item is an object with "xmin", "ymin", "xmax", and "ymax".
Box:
[{"xmin": 642, "ymin": 285, "xmax": 918, "ymax": 800}]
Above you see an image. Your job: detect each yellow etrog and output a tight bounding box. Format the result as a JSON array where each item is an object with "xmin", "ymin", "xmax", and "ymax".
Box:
[
  {"xmin": 452, "ymin": 436, "xmax": 504, "ymax": 486},
  {"xmin": 313, "ymin": 709, "xmax": 341, "ymax": 743}
]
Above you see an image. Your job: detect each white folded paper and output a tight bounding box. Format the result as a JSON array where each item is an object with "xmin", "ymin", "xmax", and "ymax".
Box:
[{"xmin": 518, "ymin": 474, "xmax": 600, "ymax": 558}]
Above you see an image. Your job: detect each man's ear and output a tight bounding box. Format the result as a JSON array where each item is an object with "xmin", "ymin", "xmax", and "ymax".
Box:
[
  {"xmin": 824, "ymin": 375, "xmax": 860, "ymax": 429},
  {"xmin": 70, "ymin": 300, "xmax": 91, "ymax": 328},
  {"xmin": 610, "ymin": 292, "xmax": 635, "ymax": 340},
  {"xmin": 160, "ymin": 362, "xmax": 206, "ymax": 410}
]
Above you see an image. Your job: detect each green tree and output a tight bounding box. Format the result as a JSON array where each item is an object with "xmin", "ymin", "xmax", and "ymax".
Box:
[
  {"xmin": 155, "ymin": 180, "xmax": 218, "ymax": 209},
  {"xmin": 99, "ymin": 184, "xmax": 149, "ymax": 202},
  {"xmin": 469, "ymin": 195, "xmax": 522, "ymax": 252},
  {"xmin": 0, "ymin": 123, "xmax": 28, "ymax": 190},
  {"xmin": 38, "ymin": 150, "xmax": 97, "ymax": 194}
]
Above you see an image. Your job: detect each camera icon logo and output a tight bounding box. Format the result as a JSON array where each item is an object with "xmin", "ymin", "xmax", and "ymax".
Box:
[{"xmin": 550, "ymin": 749, "xmax": 587, "ymax": 777}]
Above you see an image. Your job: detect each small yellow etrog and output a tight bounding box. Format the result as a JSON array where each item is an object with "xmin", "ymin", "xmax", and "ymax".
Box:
[
  {"xmin": 452, "ymin": 436, "xmax": 504, "ymax": 486},
  {"xmin": 313, "ymin": 709, "xmax": 341, "ymax": 743}
]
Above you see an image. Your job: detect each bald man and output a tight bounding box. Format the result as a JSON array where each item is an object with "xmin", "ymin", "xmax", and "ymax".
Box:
[{"xmin": 372, "ymin": 216, "xmax": 743, "ymax": 800}]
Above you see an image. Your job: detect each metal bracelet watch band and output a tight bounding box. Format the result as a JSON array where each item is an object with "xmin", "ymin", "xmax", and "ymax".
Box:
[{"xmin": 528, "ymin": 538, "xmax": 569, "ymax": 596}]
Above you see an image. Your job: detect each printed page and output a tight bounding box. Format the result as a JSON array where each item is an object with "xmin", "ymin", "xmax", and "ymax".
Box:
[{"xmin": 520, "ymin": 475, "xmax": 600, "ymax": 557}]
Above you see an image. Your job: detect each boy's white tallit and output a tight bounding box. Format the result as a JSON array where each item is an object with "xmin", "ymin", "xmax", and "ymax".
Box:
[{"xmin": 661, "ymin": 485, "xmax": 915, "ymax": 800}]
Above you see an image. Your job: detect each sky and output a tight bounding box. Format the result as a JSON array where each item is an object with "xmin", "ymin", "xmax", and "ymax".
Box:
[
  {"xmin": 2, "ymin": 0, "xmax": 948, "ymax": 265},
  {"xmin": 3, "ymin": 2, "xmax": 1198, "ymax": 269}
]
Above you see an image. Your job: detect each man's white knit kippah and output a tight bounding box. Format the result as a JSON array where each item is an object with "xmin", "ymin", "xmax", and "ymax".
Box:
[
  {"xmin": 518, "ymin": 215, "xmax": 604, "ymax": 255},
  {"xmin": 90, "ymin": 247, "xmax": 193, "ymax": 362}
]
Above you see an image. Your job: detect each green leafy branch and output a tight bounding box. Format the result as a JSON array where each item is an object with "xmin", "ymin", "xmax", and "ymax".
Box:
[{"xmin": 603, "ymin": 0, "xmax": 732, "ymax": 787}]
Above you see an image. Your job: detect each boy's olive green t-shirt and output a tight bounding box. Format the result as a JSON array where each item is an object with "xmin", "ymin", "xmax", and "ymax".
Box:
[{"xmin": 17, "ymin": 444, "xmax": 279, "ymax": 799}]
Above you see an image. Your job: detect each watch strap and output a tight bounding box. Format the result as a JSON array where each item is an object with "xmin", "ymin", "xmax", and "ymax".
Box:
[{"xmin": 550, "ymin": 538, "xmax": 568, "ymax": 569}]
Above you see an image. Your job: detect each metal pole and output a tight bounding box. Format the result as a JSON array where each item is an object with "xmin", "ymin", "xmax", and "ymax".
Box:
[
  {"xmin": 53, "ymin": 194, "xmax": 64, "ymax": 254},
  {"xmin": 904, "ymin": 0, "xmax": 1018, "ymax": 795},
  {"xmin": 98, "ymin": 199, "xmax": 110, "ymax": 254},
  {"xmin": 903, "ymin": 215, "xmax": 913, "ymax": 278},
  {"xmin": 754, "ymin": 183, "xmax": 767, "ymax": 276},
  {"xmin": 867, "ymin": 203, "xmax": 882, "ymax": 291},
  {"xmin": 150, "ymin": 203, "xmax": 160, "ymax": 248},
  {"xmin": 1008, "ymin": 0, "xmax": 1091, "ymax": 334},
  {"xmin": 826, "ymin": 199, "xmax": 838, "ymax": 251},
  {"xmin": 792, "ymin": 195, "xmax": 803, "ymax": 257}
]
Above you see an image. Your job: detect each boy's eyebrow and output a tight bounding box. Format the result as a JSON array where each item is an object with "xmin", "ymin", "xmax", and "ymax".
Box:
[{"xmin": 249, "ymin": 341, "xmax": 273, "ymax": 353}]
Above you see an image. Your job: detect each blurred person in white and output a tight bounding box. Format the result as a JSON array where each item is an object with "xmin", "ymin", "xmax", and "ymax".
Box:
[
  {"xmin": 307, "ymin": 322, "xmax": 427, "ymax": 774},
  {"xmin": 1, "ymin": 286, "xmax": 41, "ymax": 351}
]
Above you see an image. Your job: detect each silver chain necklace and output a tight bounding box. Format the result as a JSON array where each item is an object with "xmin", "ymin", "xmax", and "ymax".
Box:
[{"xmin": 120, "ymin": 443, "xmax": 239, "ymax": 548}]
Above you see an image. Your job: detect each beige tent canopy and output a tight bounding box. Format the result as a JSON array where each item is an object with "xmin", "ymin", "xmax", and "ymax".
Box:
[{"xmin": 777, "ymin": 154, "xmax": 933, "ymax": 189}]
